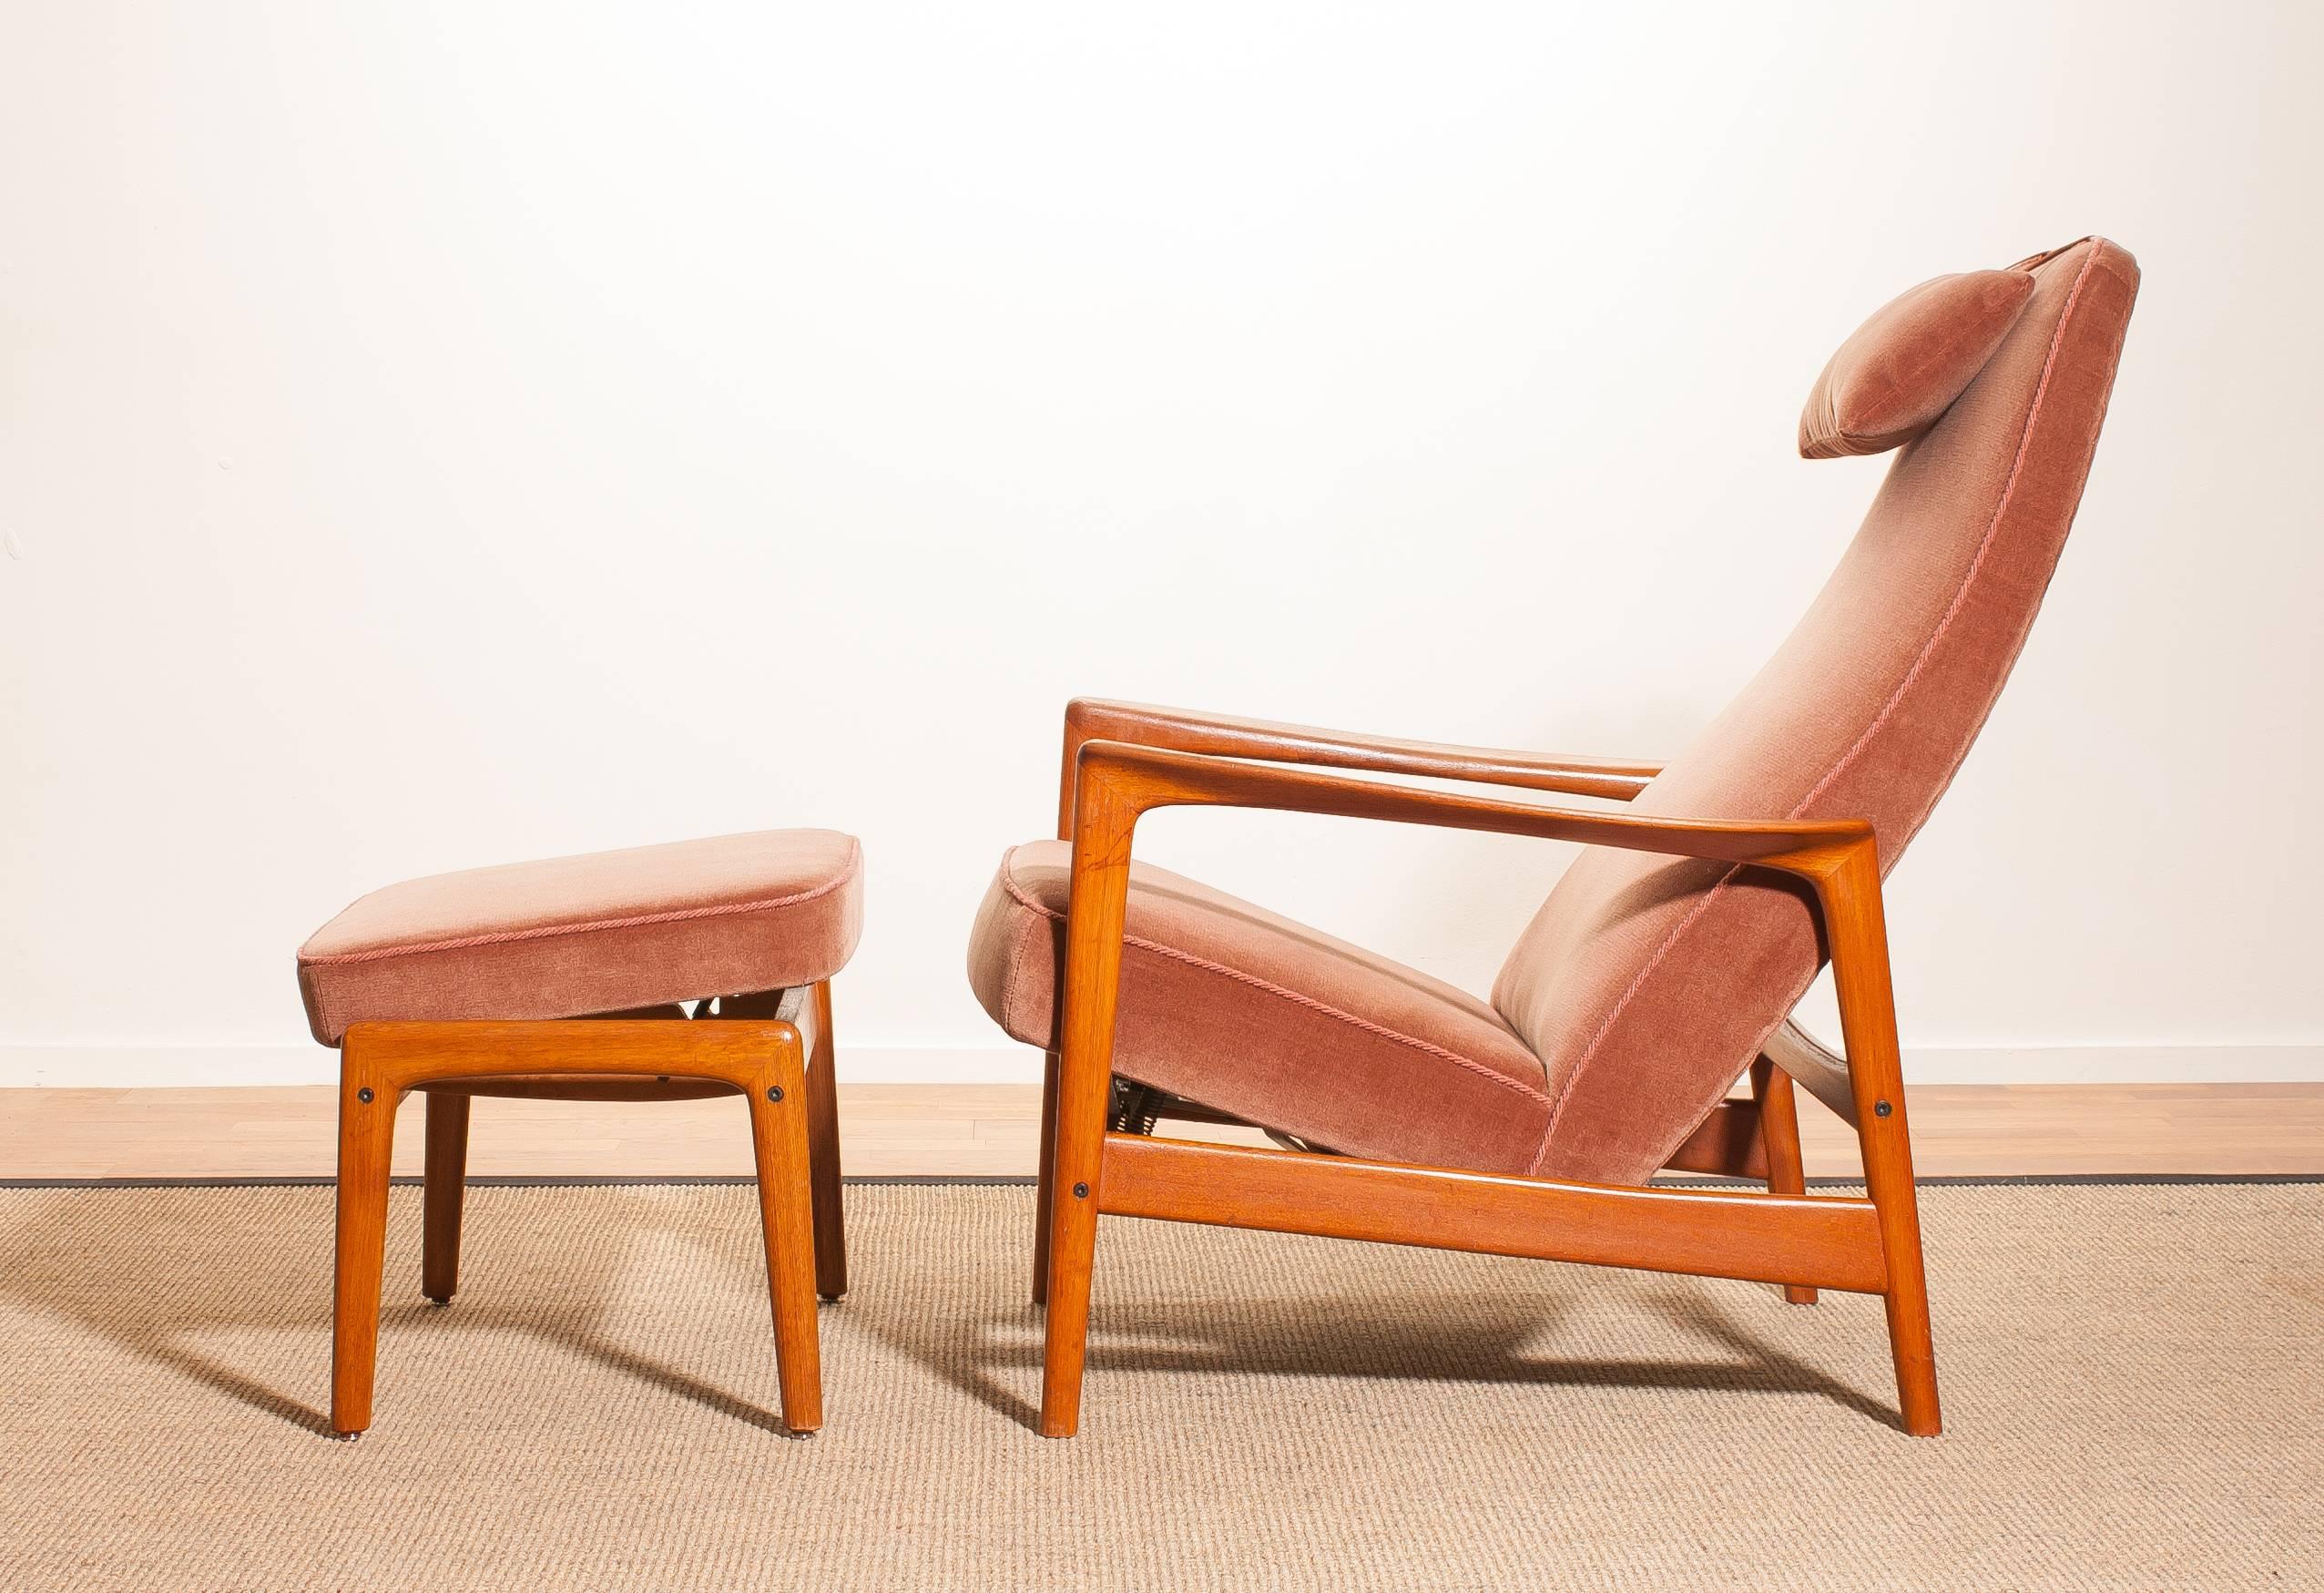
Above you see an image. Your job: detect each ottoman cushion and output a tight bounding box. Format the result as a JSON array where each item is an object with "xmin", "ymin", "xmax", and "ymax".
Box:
[{"xmin": 298, "ymin": 830, "xmax": 862, "ymax": 1044}]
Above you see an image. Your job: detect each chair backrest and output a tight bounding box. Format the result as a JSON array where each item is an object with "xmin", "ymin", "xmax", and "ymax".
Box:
[{"xmin": 1494, "ymin": 237, "xmax": 2140, "ymax": 1184}]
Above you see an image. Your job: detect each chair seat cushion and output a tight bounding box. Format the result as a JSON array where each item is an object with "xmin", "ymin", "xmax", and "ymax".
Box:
[
  {"xmin": 966, "ymin": 840, "xmax": 1551, "ymax": 1173},
  {"xmin": 298, "ymin": 830, "xmax": 862, "ymax": 1045}
]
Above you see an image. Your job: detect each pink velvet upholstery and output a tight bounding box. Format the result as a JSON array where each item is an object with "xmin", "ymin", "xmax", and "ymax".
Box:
[
  {"xmin": 1499, "ymin": 237, "xmax": 2139, "ymax": 1182},
  {"xmin": 298, "ymin": 830, "xmax": 862, "ymax": 1045},
  {"xmin": 965, "ymin": 238, "xmax": 2139, "ymax": 1185},
  {"xmin": 967, "ymin": 842, "xmax": 1552, "ymax": 1170},
  {"xmin": 1799, "ymin": 269, "xmax": 2037, "ymax": 458}
]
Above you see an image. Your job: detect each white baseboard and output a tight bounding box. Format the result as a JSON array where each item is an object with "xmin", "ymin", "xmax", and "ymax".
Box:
[
  {"xmin": 1901, "ymin": 1045, "xmax": 2324, "ymax": 1084},
  {"xmin": 0, "ymin": 1042, "xmax": 2317, "ymax": 1090},
  {"xmin": 824, "ymin": 1047, "xmax": 1049, "ymax": 1085}
]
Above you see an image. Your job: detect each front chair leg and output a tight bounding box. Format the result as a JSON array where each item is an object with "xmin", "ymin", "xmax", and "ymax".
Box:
[
  {"xmin": 1037, "ymin": 1082, "xmax": 1102, "ymax": 1437},
  {"xmin": 745, "ymin": 1029, "xmax": 824, "ymax": 1434},
  {"xmin": 331, "ymin": 1039, "xmax": 400, "ymax": 1437},
  {"xmin": 1039, "ymin": 773, "xmax": 1138, "ymax": 1438},
  {"xmin": 421, "ymin": 1090, "xmax": 470, "ymax": 1305}
]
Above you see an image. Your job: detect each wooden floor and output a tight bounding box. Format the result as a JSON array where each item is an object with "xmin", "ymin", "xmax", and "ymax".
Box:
[{"xmin": 2, "ymin": 1082, "xmax": 2319, "ymax": 1179}]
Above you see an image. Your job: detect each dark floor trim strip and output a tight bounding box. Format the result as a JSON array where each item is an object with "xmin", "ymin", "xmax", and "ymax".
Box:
[
  {"xmin": 0, "ymin": 1174, "xmax": 1035, "ymax": 1189},
  {"xmin": 2, "ymin": 1173, "xmax": 2319, "ymax": 1190},
  {"xmin": 1669, "ymin": 1173, "xmax": 2324, "ymax": 1188}
]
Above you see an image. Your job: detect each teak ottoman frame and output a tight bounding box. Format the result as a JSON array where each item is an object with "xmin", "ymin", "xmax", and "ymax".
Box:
[
  {"xmin": 330, "ymin": 984, "xmax": 846, "ymax": 1437},
  {"xmin": 1031, "ymin": 702, "xmax": 1938, "ymax": 1438}
]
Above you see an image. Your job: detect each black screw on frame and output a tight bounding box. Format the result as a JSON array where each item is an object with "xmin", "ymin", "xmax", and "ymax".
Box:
[
  {"xmin": 767, "ymin": 1086, "xmax": 785, "ymax": 1103},
  {"xmin": 357, "ymin": 1088, "xmax": 373, "ymax": 1104},
  {"xmin": 1073, "ymin": 1182, "xmax": 1089, "ymax": 1199},
  {"xmin": 1874, "ymin": 1099, "xmax": 1893, "ymax": 1118}
]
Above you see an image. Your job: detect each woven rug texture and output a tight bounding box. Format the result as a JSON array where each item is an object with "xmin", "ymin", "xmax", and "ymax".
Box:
[{"xmin": 0, "ymin": 1182, "xmax": 2317, "ymax": 1590}]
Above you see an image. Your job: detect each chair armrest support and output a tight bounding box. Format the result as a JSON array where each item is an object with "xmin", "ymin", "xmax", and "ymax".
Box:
[
  {"xmin": 1045, "ymin": 736, "xmax": 1915, "ymax": 1232},
  {"xmin": 1055, "ymin": 698, "xmax": 1662, "ymax": 837}
]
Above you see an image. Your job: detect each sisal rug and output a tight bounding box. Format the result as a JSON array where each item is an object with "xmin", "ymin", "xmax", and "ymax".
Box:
[{"xmin": 0, "ymin": 1181, "xmax": 2317, "ymax": 1591}]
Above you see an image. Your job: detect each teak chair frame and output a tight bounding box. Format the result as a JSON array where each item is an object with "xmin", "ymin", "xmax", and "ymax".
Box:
[
  {"xmin": 329, "ymin": 982, "xmax": 846, "ymax": 1437},
  {"xmin": 1031, "ymin": 699, "xmax": 1939, "ymax": 1438}
]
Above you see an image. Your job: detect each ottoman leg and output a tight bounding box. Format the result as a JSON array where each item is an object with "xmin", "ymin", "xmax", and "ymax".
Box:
[
  {"xmin": 805, "ymin": 981, "xmax": 848, "ymax": 1302},
  {"xmin": 422, "ymin": 1091, "xmax": 470, "ymax": 1305},
  {"xmin": 746, "ymin": 1029, "xmax": 823, "ymax": 1434},
  {"xmin": 331, "ymin": 1040, "xmax": 399, "ymax": 1437}
]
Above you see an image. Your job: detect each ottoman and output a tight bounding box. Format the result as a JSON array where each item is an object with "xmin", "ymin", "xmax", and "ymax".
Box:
[{"xmin": 295, "ymin": 829, "xmax": 863, "ymax": 1437}]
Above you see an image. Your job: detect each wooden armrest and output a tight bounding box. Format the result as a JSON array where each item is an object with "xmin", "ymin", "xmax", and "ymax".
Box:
[
  {"xmin": 1056, "ymin": 698, "xmax": 1662, "ymax": 835},
  {"xmin": 1070, "ymin": 732, "xmax": 1869, "ymax": 1123},
  {"xmin": 1069, "ymin": 739, "xmax": 1864, "ymax": 877},
  {"xmin": 1055, "ymin": 737, "xmax": 1901, "ymax": 1161}
]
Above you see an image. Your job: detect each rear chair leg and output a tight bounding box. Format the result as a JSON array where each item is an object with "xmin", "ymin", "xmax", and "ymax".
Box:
[
  {"xmin": 805, "ymin": 981, "xmax": 849, "ymax": 1302},
  {"xmin": 1863, "ymin": 1114, "xmax": 1941, "ymax": 1436},
  {"xmin": 1031, "ymin": 1049, "xmax": 1060, "ymax": 1306},
  {"xmin": 1750, "ymin": 1058, "xmax": 1818, "ymax": 1305},
  {"xmin": 331, "ymin": 1040, "xmax": 399, "ymax": 1437},
  {"xmin": 746, "ymin": 1027, "xmax": 824, "ymax": 1434},
  {"xmin": 1817, "ymin": 843, "xmax": 1941, "ymax": 1436},
  {"xmin": 421, "ymin": 1090, "xmax": 470, "ymax": 1305}
]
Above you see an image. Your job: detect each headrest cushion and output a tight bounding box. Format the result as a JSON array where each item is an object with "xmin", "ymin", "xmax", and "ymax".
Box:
[{"xmin": 1799, "ymin": 269, "xmax": 2036, "ymax": 458}]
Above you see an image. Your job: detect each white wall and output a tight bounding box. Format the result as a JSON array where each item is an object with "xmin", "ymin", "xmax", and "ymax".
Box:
[{"xmin": 3, "ymin": 1, "xmax": 2319, "ymax": 1088}]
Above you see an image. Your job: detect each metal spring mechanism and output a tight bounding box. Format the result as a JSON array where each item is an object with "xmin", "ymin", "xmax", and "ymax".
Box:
[{"xmin": 1107, "ymin": 1077, "xmax": 1162, "ymax": 1137}]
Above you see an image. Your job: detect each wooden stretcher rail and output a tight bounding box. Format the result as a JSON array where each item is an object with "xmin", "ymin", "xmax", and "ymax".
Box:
[{"xmin": 1098, "ymin": 1133, "xmax": 1891, "ymax": 1296}]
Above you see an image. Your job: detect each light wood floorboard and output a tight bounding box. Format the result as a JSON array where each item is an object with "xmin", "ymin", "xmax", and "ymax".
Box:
[{"xmin": 2, "ymin": 1082, "xmax": 2319, "ymax": 1179}]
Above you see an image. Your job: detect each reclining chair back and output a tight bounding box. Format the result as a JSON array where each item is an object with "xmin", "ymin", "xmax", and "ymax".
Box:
[{"xmin": 1495, "ymin": 237, "xmax": 2140, "ymax": 1183}]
